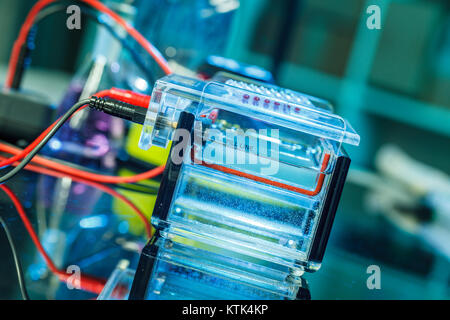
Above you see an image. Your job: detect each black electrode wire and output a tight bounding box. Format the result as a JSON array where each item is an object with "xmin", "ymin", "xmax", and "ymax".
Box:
[
  {"xmin": 14, "ymin": 2, "xmax": 155, "ymax": 90},
  {"xmin": 0, "ymin": 216, "xmax": 30, "ymax": 300},
  {"xmin": 109, "ymin": 182, "xmax": 159, "ymax": 195},
  {"xmin": 0, "ymin": 100, "xmax": 90, "ymax": 184},
  {"xmin": 0, "ymin": 141, "xmax": 159, "ymax": 195}
]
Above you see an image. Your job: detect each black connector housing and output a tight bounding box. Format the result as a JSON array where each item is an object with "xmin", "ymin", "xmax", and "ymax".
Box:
[{"xmin": 89, "ymin": 96, "xmax": 147, "ymax": 125}]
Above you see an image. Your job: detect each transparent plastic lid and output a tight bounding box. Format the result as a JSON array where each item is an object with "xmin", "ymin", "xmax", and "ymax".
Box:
[{"xmin": 139, "ymin": 74, "xmax": 360, "ymax": 150}]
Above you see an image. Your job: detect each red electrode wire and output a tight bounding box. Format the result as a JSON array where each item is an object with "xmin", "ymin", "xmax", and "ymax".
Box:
[
  {"xmin": 5, "ymin": 0, "xmax": 172, "ymax": 88},
  {"xmin": 0, "ymin": 88, "xmax": 149, "ymax": 168},
  {"xmin": 0, "ymin": 154, "xmax": 153, "ymax": 238},
  {"xmin": 0, "ymin": 89, "xmax": 165, "ymax": 184},
  {"xmin": 0, "ymin": 184, "xmax": 107, "ymax": 295},
  {"xmin": 95, "ymin": 88, "xmax": 151, "ymax": 108},
  {"xmin": 193, "ymin": 151, "xmax": 331, "ymax": 197},
  {"xmin": 2, "ymin": 0, "xmax": 166, "ymax": 291},
  {"xmin": 0, "ymin": 143, "xmax": 165, "ymax": 184},
  {"xmin": 0, "ymin": 84, "xmax": 156, "ymax": 292},
  {"xmin": 0, "ymin": 104, "xmax": 88, "ymax": 169}
]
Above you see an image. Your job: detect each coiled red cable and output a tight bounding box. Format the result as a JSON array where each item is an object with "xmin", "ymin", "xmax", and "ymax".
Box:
[
  {"xmin": 5, "ymin": 0, "xmax": 171, "ymax": 89},
  {"xmin": 0, "ymin": 88, "xmax": 165, "ymax": 184},
  {"xmin": 0, "ymin": 184, "xmax": 107, "ymax": 295},
  {"xmin": 0, "ymin": 153, "xmax": 153, "ymax": 242}
]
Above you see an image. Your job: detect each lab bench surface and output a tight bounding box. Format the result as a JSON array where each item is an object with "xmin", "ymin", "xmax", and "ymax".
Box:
[{"xmin": 0, "ymin": 168, "xmax": 449, "ymax": 300}]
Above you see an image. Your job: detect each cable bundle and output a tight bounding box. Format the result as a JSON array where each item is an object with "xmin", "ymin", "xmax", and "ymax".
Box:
[{"xmin": 0, "ymin": 0, "xmax": 173, "ymax": 299}]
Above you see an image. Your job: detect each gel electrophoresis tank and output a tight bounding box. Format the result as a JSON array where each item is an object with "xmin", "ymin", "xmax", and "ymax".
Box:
[{"xmin": 128, "ymin": 73, "xmax": 360, "ymax": 300}]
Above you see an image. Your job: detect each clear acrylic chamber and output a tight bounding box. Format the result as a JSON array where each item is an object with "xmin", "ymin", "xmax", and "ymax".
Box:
[{"xmin": 125, "ymin": 73, "xmax": 359, "ymax": 300}]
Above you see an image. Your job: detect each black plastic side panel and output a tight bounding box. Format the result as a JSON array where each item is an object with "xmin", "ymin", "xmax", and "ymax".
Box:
[
  {"xmin": 128, "ymin": 232, "xmax": 161, "ymax": 300},
  {"xmin": 151, "ymin": 111, "xmax": 195, "ymax": 222},
  {"xmin": 129, "ymin": 112, "xmax": 195, "ymax": 300},
  {"xmin": 295, "ymin": 277, "xmax": 311, "ymax": 300},
  {"xmin": 308, "ymin": 150, "xmax": 351, "ymax": 264}
]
